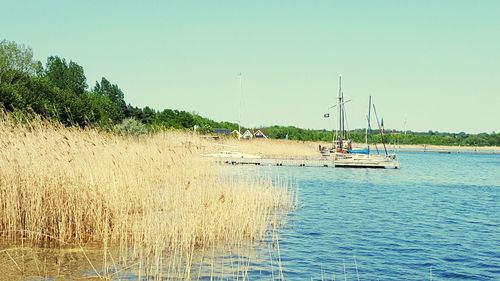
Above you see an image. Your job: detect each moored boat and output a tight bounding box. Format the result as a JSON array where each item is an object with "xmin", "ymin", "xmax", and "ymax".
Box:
[
  {"xmin": 321, "ymin": 76, "xmax": 400, "ymax": 169},
  {"xmin": 333, "ymin": 153, "xmax": 400, "ymax": 169},
  {"xmin": 321, "ymin": 75, "xmax": 353, "ymax": 157},
  {"xmin": 334, "ymin": 96, "xmax": 400, "ymax": 169}
]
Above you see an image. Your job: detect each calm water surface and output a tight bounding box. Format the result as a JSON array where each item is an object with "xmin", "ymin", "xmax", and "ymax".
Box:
[{"xmin": 242, "ymin": 152, "xmax": 499, "ymax": 280}]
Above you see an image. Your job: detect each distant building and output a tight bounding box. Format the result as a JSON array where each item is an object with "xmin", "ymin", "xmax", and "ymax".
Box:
[
  {"xmin": 213, "ymin": 128, "xmax": 231, "ymax": 135},
  {"xmin": 254, "ymin": 129, "xmax": 267, "ymax": 139},
  {"xmin": 242, "ymin": 130, "xmax": 253, "ymax": 139},
  {"xmin": 231, "ymin": 130, "xmax": 242, "ymax": 138}
]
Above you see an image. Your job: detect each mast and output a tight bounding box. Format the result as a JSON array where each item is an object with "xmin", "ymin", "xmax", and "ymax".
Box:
[
  {"xmin": 338, "ymin": 74, "xmax": 343, "ymax": 147},
  {"xmin": 366, "ymin": 95, "xmax": 372, "ymax": 151},
  {"xmin": 238, "ymin": 72, "xmax": 242, "ymax": 140}
]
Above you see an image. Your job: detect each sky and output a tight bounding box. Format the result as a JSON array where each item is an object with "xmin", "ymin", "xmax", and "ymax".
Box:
[{"xmin": 1, "ymin": 0, "xmax": 499, "ymax": 134}]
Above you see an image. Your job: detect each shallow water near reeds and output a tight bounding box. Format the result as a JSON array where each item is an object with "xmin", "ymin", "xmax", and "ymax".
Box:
[{"xmin": 235, "ymin": 151, "xmax": 500, "ymax": 280}]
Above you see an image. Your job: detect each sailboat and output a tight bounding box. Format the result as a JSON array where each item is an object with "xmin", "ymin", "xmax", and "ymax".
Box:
[
  {"xmin": 333, "ymin": 96, "xmax": 400, "ymax": 169},
  {"xmin": 320, "ymin": 75, "xmax": 353, "ymax": 156},
  {"xmin": 320, "ymin": 75, "xmax": 399, "ymax": 168}
]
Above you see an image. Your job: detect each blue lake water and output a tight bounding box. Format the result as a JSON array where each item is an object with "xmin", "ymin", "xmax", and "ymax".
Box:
[{"xmin": 243, "ymin": 152, "xmax": 500, "ymax": 280}]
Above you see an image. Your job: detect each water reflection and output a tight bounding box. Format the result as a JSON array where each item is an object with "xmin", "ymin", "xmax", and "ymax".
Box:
[{"xmin": 0, "ymin": 239, "xmax": 284, "ymax": 280}]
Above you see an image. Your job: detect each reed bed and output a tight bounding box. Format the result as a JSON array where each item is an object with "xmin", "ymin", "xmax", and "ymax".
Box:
[{"xmin": 0, "ymin": 114, "xmax": 294, "ymax": 279}]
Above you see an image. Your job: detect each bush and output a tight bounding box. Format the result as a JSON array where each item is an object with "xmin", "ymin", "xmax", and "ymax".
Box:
[{"xmin": 114, "ymin": 117, "xmax": 148, "ymax": 136}]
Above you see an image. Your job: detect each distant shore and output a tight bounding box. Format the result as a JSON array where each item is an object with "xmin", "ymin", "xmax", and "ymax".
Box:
[
  {"xmin": 213, "ymin": 139, "xmax": 500, "ymax": 159},
  {"xmin": 352, "ymin": 143, "xmax": 500, "ymax": 154}
]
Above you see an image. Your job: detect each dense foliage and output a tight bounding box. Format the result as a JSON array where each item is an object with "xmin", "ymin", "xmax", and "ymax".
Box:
[
  {"xmin": 1, "ymin": 39, "xmax": 498, "ymax": 146},
  {"xmin": 376, "ymin": 130, "xmax": 500, "ymax": 147},
  {"xmin": 0, "ymin": 39, "xmax": 238, "ymax": 133}
]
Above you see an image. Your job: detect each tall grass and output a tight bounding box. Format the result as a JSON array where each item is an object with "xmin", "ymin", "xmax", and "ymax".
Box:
[{"xmin": 0, "ymin": 113, "xmax": 294, "ymax": 279}]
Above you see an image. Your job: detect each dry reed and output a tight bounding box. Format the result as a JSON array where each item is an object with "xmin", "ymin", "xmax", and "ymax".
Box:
[{"xmin": 0, "ymin": 113, "xmax": 294, "ymax": 279}]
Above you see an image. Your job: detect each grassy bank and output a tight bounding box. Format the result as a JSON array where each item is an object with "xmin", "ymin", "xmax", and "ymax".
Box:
[{"xmin": 0, "ymin": 113, "xmax": 294, "ymax": 279}]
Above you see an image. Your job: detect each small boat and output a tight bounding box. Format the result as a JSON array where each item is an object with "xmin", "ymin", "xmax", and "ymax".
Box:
[{"xmin": 202, "ymin": 151, "xmax": 262, "ymax": 159}]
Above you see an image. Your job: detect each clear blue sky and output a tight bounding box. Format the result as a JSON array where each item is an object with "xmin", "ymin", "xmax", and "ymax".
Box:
[{"xmin": 2, "ymin": 1, "xmax": 499, "ymax": 133}]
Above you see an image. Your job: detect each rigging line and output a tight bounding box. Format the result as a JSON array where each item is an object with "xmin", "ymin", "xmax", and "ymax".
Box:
[
  {"xmin": 372, "ymin": 103, "xmax": 388, "ymax": 155},
  {"xmin": 344, "ymin": 100, "xmax": 350, "ymax": 140}
]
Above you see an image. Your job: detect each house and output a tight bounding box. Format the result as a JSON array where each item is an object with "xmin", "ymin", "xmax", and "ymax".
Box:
[
  {"xmin": 254, "ymin": 129, "xmax": 267, "ymax": 139},
  {"xmin": 242, "ymin": 130, "xmax": 253, "ymax": 139},
  {"xmin": 231, "ymin": 130, "xmax": 242, "ymax": 138}
]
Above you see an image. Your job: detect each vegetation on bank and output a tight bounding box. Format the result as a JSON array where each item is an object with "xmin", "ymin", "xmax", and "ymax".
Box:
[
  {"xmin": 0, "ymin": 39, "xmax": 238, "ymax": 134},
  {"xmin": 1, "ymin": 39, "xmax": 498, "ymax": 146}
]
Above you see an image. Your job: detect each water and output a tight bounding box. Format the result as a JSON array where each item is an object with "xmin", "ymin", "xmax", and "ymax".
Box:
[
  {"xmin": 245, "ymin": 152, "xmax": 500, "ymax": 280},
  {"xmin": 8, "ymin": 152, "xmax": 496, "ymax": 280}
]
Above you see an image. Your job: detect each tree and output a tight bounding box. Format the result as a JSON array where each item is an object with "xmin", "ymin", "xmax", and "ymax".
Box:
[
  {"xmin": 45, "ymin": 56, "xmax": 87, "ymax": 95},
  {"xmin": 125, "ymin": 104, "xmax": 144, "ymax": 120},
  {"xmin": 85, "ymin": 92, "xmax": 124, "ymax": 125},
  {"xmin": 141, "ymin": 106, "xmax": 156, "ymax": 124},
  {"xmin": 93, "ymin": 77, "xmax": 126, "ymax": 121},
  {"xmin": 0, "ymin": 83, "xmax": 25, "ymax": 110},
  {"xmin": 0, "ymin": 40, "xmax": 38, "ymax": 85},
  {"xmin": 67, "ymin": 61, "xmax": 87, "ymax": 95}
]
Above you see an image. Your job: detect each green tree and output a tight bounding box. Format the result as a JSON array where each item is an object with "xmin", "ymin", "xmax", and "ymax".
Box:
[
  {"xmin": 0, "ymin": 40, "xmax": 38, "ymax": 85},
  {"xmin": 125, "ymin": 105, "xmax": 144, "ymax": 120},
  {"xmin": 85, "ymin": 92, "xmax": 124, "ymax": 125},
  {"xmin": 0, "ymin": 83, "xmax": 25, "ymax": 110},
  {"xmin": 93, "ymin": 77, "xmax": 126, "ymax": 121},
  {"xmin": 94, "ymin": 78, "xmax": 126, "ymax": 107},
  {"xmin": 45, "ymin": 56, "xmax": 87, "ymax": 95},
  {"xmin": 141, "ymin": 106, "xmax": 156, "ymax": 124}
]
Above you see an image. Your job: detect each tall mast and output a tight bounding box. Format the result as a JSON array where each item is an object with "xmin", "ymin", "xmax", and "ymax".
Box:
[
  {"xmin": 366, "ymin": 95, "xmax": 372, "ymax": 150},
  {"xmin": 238, "ymin": 72, "xmax": 242, "ymax": 140},
  {"xmin": 338, "ymin": 74, "xmax": 343, "ymax": 145}
]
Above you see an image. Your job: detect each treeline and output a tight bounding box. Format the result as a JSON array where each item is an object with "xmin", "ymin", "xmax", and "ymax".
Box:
[
  {"xmin": 375, "ymin": 130, "xmax": 500, "ymax": 147},
  {"xmin": 0, "ymin": 40, "xmax": 237, "ymax": 134},
  {"xmin": 1, "ymin": 39, "xmax": 498, "ymax": 146},
  {"xmin": 260, "ymin": 126, "xmax": 500, "ymax": 147},
  {"xmin": 261, "ymin": 126, "xmax": 359, "ymax": 142}
]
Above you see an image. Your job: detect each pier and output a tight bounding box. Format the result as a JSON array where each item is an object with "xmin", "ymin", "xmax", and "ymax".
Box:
[{"xmin": 211, "ymin": 157, "xmax": 334, "ymax": 168}]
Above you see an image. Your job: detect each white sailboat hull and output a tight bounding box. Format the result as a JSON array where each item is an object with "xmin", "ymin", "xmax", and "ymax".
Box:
[{"xmin": 334, "ymin": 153, "xmax": 400, "ymax": 169}]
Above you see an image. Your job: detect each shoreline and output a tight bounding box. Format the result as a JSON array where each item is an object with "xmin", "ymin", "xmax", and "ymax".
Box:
[
  {"xmin": 213, "ymin": 138, "xmax": 500, "ymax": 159},
  {"xmin": 367, "ymin": 143, "xmax": 499, "ymax": 154}
]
